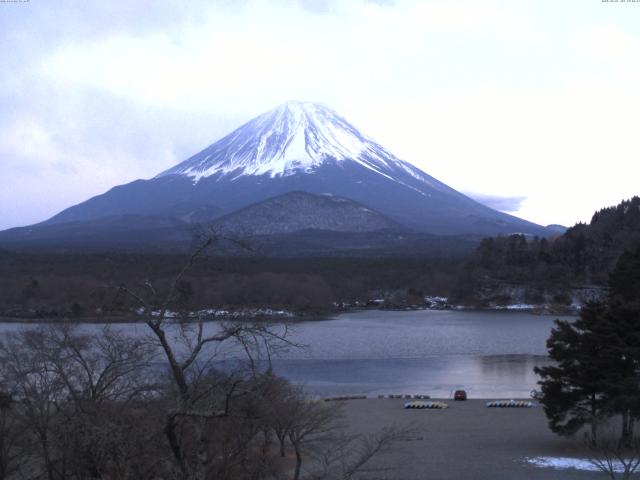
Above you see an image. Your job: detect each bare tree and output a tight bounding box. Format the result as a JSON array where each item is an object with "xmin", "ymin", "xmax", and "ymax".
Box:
[
  {"xmin": 283, "ymin": 395, "xmax": 411, "ymax": 480},
  {"xmin": 288, "ymin": 399, "xmax": 343, "ymax": 480},
  {"xmin": 0, "ymin": 325, "xmax": 160, "ymax": 480},
  {"xmin": 37, "ymin": 325, "xmax": 157, "ymax": 409},
  {"xmin": 117, "ymin": 233, "xmax": 296, "ymax": 479},
  {"xmin": 311, "ymin": 426, "xmax": 410, "ymax": 480},
  {"xmin": 262, "ymin": 374, "xmax": 301, "ymax": 458},
  {"xmin": 585, "ymin": 427, "xmax": 640, "ymax": 479},
  {"xmin": 43, "ymin": 325, "xmax": 158, "ymax": 479},
  {"xmin": 0, "ymin": 391, "xmax": 23, "ymax": 480},
  {"xmin": 0, "ymin": 328, "xmax": 69, "ymax": 480}
]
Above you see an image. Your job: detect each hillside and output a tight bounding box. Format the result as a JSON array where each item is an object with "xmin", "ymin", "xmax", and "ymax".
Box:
[
  {"xmin": 212, "ymin": 191, "xmax": 401, "ymax": 235},
  {"xmin": 451, "ymin": 196, "xmax": 640, "ymax": 308}
]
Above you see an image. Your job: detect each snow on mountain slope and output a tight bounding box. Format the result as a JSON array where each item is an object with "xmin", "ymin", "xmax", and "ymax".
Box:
[{"xmin": 157, "ymin": 101, "xmax": 439, "ymax": 191}]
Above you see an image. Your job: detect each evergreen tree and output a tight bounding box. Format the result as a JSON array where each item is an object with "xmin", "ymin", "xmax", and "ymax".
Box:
[
  {"xmin": 535, "ymin": 302, "xmax": 610, "ymax": 444},
  {"xmin": 454, "ymin": 196, "xmax": 640, "ymax": 306},
  {"xmin": 608, "ymin": 248, "xmax": 640, "ymax": 305},
  {"xmin": 536, "ymin": 248, "xmax": 640, "ymax": 445},
  {"xmin": 604, "ymin": 248, "xmax": 640, "ymax": 444}
]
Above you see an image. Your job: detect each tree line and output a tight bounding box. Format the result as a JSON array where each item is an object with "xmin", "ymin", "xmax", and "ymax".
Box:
[
  {"xmin": 452, "ymin": 196, "xmax": 640, "ymax": 306},
  {"xmin": 0, "ymin": 251, "xmax": 459, "ymax": 320}
]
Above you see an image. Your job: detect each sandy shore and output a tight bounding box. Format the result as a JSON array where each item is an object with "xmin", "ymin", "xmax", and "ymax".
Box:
[{"xmin": 337, "ymin": 398, "xmax": 601, "ymax": 480}]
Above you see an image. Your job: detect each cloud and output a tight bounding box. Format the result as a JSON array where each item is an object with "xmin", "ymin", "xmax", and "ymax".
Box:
[
  {"xmin": 464, "ymin": 193, "xmax": 528, "ymax": 214},
  {"xmin": 35, "ymin": 0, "xmax": 546, "ymax": 114},
  {"xmin": 573, "ymin": 24, "xmax": 640, "ymax": 64}
]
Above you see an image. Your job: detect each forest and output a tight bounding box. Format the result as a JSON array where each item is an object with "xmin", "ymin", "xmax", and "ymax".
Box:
[
  {"xmin": 0, "ymin": 251, "xmax": 459, "ymax": 320},
  {"xmin": 450, "ymin": 197, "xmax": 640, "ymax": 308}
]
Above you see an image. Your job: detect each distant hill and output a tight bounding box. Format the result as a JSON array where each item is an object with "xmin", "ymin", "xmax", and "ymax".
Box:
[
  {"xmin": 543, "ymin": 224, "xmax": 567, "ymax": 236},
  {"xmin": 0, "ymin": 191, "xmax": 481, "ymax": 258},
  {"xmin": 212, "ymin": 191, "xmax": 401, "ymax": 235}
]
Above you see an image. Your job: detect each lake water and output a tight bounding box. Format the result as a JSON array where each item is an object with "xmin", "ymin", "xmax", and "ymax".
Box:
[
  {"xmin": 270, "ymin": 309, "xmax": 569, "ymax": 398},
  {"xmin": 0, "ymin": 309, "xmax": 574, "ymax": 399}
]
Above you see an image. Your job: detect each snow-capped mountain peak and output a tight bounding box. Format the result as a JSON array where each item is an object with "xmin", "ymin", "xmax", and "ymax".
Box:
[
  {"xmin": 157, "ymin": 101, "xmax": 412, "ymax": 182},
  {"xmin": 24, "ymin": 101, "xmax": 547, "ymax": 239}
]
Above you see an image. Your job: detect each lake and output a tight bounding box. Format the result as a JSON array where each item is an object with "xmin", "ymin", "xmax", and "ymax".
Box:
[
  {"xmin": 0, "ymin": 309, "xmax": 574, "ymax": 399},
  {"xmin": 270, "ymin": 309, "xmax": 569, "ymax": 398}
]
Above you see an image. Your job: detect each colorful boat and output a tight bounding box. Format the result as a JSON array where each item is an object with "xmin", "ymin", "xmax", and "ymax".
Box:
[
  {"xmin": 404, "ymin": 401, "xmax": 448, "ymax": 409},
  {"xmin": 485, "ymin": 400, "xmax": 534, "ymax": 408}
]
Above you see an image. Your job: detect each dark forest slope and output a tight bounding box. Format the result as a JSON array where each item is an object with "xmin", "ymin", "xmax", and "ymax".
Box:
[{"xmin": 452, "ymin": 197, "xmax": 640, "ymax": 307}]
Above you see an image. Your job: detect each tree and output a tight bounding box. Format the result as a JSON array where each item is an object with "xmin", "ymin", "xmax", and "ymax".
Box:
[
  {"xmin": 0, "ymin": 325, "xmax": 160, "ymax": 480},
  {"xmin": 608, "ymin": 248, "xmax": 640, "ymax": 304},
  {"xmin": 0, "ymin": 328, "xmax": 69, "ymax": 480},
  {"xmin": 117, "ymin": 233, "xmax": 297, "ymax": 479},
  {"xmin": 536, "ymin": 247, "xmax": 640, "ymax": 446},
  {"xmin": 535, "ymin": 301, "xmax": 611, "ymax": 444},
  {"xmin": 260, "ymin": 372, "xmax": 300, "ymax": 458},
  {"xmin": 603, "ymin": 248, "xmax": 640, "ymax": 445},
  {"xmin": 287, "ymin": 399, "xmax": 341, "ymax": 480},
  {"xmin": 585, "ymin": 426, "xmax": 640, "ymax": 480},
  {"xmin": 0, "ymin": 391, "xmax": 22, "ymax": 480}
]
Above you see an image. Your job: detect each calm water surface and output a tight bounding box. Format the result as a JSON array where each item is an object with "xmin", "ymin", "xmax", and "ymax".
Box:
[
  {"xmin": 272, "ymin": 309, "xmax": 571, "ymax": 398},
  {"xmin": 0, "ymin": 309, "xmax": 574, "ymax": 398}
]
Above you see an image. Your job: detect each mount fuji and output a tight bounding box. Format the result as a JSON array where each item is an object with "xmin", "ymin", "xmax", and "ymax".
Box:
[{"xmin": 0, "ymin": 101, "xmax": 550, "ymax": 252}]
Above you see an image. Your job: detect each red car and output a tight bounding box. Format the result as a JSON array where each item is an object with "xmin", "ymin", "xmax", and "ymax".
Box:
[{"xmin": 454, "ymin": 390, "xmax": 467, "ymax": 401}]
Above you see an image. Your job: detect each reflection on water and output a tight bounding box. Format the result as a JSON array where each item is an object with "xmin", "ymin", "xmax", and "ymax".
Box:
[
  {"xmin": 479, "ymin": 354, "xmax": 547, "ymax": 381},
  {"xmin": 0, "ymin": 309, "xmax": 569, "ymax": 398},
  {"xmin": 269, "ymin": 354, "xmax": 553, "ymax": 399},
  {"xmin": 269, "ymin": 309, "xmax": 564, "ymax": 398}
]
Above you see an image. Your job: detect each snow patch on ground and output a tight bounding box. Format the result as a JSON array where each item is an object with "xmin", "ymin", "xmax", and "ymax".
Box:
[
  {"xmin": 139, "ymin": 308, "xmax": 295, "ymax": 320},
  {"xmin": 525, "ymin": 456, "xmax": 626, "ymax": 472},
  {"xmin": 496, "ymin": 304, "xmax": 536, "ymax": 310}
]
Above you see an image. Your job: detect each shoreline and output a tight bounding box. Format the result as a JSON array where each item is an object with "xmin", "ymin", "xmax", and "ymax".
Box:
[
  {"xmin": 0, "ymin": 311, "xmax": 330, "ymax": 324},
  {"xmin": 0, "ymin": 305, "xmax": 575, "ymax": 324}
]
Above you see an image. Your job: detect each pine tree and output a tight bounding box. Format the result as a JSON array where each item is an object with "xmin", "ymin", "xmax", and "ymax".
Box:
[
  {"xmin": 604, "ymin": 247, "xmax": 640, "ymax": 444},
  {"xmin": 536, "ymin": 248, "xmax": 640, "ymax": 445},
  {"xmin": 535, "ymin": 302, "xmax": 610, "ymax": 444}
]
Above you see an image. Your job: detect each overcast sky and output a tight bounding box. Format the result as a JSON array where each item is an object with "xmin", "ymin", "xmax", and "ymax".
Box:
[{"xmin": 1, "ymin": 0, "xmax": 639, "ymax": 230}]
